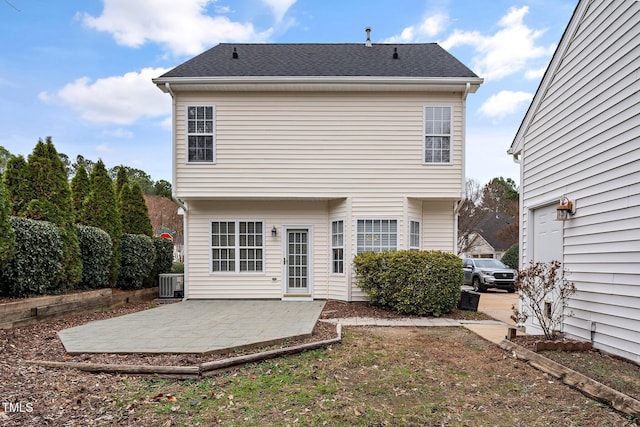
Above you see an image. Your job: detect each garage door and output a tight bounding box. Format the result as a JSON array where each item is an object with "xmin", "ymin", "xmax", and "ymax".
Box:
[{"xmin": 532, "ymin": 204, "xmax": 563, "ymax": 262}]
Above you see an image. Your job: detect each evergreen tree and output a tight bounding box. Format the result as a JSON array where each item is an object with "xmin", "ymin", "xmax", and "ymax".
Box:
[
  {"xmin": 3, "ymin": 155, "xmax": 32, "ymax": 216},
  {"xmin": 121, "ymin": 182, "xmax": 153, "ymax": 236},
  {"xmin": 70, "ymin": 164, "xmax": 90, "ymax": 223},
  {"xmin": 152, "ymin": 179, "xmax": 172, "ymax": 198},
  {"xmin": 0, "ymin": 177, "xmax": 15, "ymax": 264},
  {"xmin": 114, "ymin": 165, "xmax": 129, "ymax": 201},
  {"xmin": 83, "ymin": 160, "xmax": 122, "ymax": 286},
  {"xmin": 25, "ymin": 137, "xmax": 82, "ymax": 290},
  {"xmin": 111, "ymin": 165, "xmax": 154, "ymax": 195},
  {"xmin": 119, "ymin": 184, "xmax": 132, "ymax": 233},
  {"xmin": 0, "ymin": 145, "xmax": 12, "ymax": 174}
]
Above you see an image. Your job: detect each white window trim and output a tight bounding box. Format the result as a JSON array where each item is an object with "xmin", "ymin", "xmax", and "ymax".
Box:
[
  {"xmin": 185, "ymin": 104, "xmax": 216, "ymax": 164},
  {"xmin": 409, "ymin": 219, "xmax": 421, "ymax": 250},
  {"xmin": 355, "ymin": 218, "xmax": 399, "ymax": 254},
  {"xmin": 330, "ymin": 219, "xmax": 345, "ymax": 275},
  {"xmin": 423, "ymin": 104, "xmax": 453, "ymax": 165},
  {"xmin": 210, "ymin": 219, "xmax": 265, "ymax": 275}
]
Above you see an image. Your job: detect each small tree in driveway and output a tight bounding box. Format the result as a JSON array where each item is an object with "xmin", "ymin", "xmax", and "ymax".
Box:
[{"xmin": 511, "ymin": 260, "xmax": 576, "ymax": 340}]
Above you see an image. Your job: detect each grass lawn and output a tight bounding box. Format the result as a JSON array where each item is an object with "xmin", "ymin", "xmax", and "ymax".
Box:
[{"xmin": 114, "ymin": 327, "xmax": 633, "ymax": 426}]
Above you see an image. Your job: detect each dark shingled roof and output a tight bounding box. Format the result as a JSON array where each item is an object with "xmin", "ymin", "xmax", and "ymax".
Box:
[{"xmin": 159, "ymin": 43, "xmax": 479, "ymax": 78}]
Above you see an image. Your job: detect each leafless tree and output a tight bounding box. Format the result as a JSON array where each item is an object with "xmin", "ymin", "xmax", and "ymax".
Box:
[{"xmin": 457, "ymin": 178, "xmax": 484, "ymax": 255}]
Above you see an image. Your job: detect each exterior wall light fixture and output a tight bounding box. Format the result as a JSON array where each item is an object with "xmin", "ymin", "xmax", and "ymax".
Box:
[
  {"xmin": 272, "ymin": 226, "xmax": 277, "ymax": 237},
  {"xmin": 556, "ymin": 196, "xmax": 575, "ymax": 221}
]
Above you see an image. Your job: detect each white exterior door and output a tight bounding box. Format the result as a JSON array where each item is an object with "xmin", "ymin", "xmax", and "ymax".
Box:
[
  {"xmin": 285, "ymin": 228, "xmax": 310, "ymax": 295},
  {"xmin": 532, "ymin": 204, "xmax": 563, "ymax": 263}
]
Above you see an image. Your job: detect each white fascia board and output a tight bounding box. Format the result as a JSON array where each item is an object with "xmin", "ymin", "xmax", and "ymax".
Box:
[{"xmin": 152, "ymin": 76, "xmax": 484, "ymax": 93}]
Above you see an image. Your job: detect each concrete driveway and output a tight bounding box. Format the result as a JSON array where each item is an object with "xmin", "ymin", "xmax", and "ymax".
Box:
[{"xmin": 463, "ymin": 287, "xmax": 519, "ymax": 343}]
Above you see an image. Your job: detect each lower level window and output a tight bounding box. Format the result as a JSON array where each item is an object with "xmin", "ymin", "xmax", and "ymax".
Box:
[
  {"xmin": 410, "ymin": 220, "xmax": 421, "ymax": 250},
  {"xmin": 331, "ymin": 220, "xmax": 344, "ymax": 274},
  {"xmin": 357, "ymin": 219, "xmax": 398, "ymax": 253},
  {"xmin": 212, "ymin": 220, "xmax": 264, "ymax": 272}
]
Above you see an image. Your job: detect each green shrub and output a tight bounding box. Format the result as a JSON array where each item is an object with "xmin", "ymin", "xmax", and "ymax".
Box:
[
  {"xmin": 118, "ymin": 234, "xmax": 155, "ymax": 290},
  {"xmin": 171, "ymin": 262, "xmax": 184, "ymax": 273},
  {"xmin": 0, "ymin": 217, "xmax": 63, "ymax": 297},
  {"xmin": 0, "ymin": 178, "xmax": 15, "ymax": 264},
  {"xmin": 353, "ymin": 250, "xmax": 463, "ymax": 316},
  {"xmin": 145, "ymin": 237, "xmax": 174, "ymax": 287},
  {"xmin": 76, "ymin": 225, "xmax": 112, "ymax": 289},
  {"xmin": 501, "ymin": 244, "xmax": 519, "ymax": 269}
]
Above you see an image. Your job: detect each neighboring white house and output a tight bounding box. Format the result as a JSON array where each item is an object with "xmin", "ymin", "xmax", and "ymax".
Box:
[
  {"xmin": 153, "ymin": 41, "xmax": 482, "ymax": 302},
  {"xmin": 509, "ymin": 0, "xmax": 640, "ymax": 362}
]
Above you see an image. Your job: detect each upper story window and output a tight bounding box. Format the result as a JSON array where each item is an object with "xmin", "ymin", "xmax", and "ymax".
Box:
[
  {"xmin": 187, "ymin": 105, "xmax": 215, "ymax": 163},
  {"xmin": 424, "ymin": 106, "xmax": 451, "ymax": 164}
]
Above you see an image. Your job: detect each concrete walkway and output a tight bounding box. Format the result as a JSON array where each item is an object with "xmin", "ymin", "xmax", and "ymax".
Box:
[
  {"xmin": 462, "ymin": 289, "xmax": 519, "ymax": 343},
  {"xmin": 58, "ymin": 300, "xmax": 325, "ymax": 354},
  {"xmin": 323, "ymin": 289, "xmax": 519, "ymax": 344}
]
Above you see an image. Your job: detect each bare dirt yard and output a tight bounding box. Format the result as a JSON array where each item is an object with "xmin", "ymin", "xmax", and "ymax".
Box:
[{"xmin": 0, "ymin": 300, "xmax": 638, "ymax": 426}]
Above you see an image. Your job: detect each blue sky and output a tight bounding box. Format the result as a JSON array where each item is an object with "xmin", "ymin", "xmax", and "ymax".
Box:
[{"xmin": 0, "ymin": 0, "xmax": 576, "ymax": 185}]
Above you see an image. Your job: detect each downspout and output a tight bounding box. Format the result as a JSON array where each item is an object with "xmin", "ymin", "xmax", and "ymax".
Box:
[
  {"xmin": 512, "ymin": 143, "xmax": 524, "ymax": 271},
  {"xmin": 165, "ymin": 82, "xmax": 189, "ymax": 301}
]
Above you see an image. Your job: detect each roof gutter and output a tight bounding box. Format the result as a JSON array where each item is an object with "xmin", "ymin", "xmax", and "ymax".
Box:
[{"xmin": 153, "ymin": 75, "xmax": 483, "ymax": 92}]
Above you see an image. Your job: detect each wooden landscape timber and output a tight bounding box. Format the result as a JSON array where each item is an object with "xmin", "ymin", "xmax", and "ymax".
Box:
[
  {"xmin": 0, "ymin": 287, "xmax": 158, "ymax": 329},
  {"xmin": 500, "ymin": 339, "xmax": 640, "ymax": 419}
]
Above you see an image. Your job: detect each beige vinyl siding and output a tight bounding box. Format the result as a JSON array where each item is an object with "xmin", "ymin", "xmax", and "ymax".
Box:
[
  {"xmin": 186, "ymin": 200, "xmax": 329, "ymax": 300},
  {"xmin": 519, "ymin": 0, "xmax": 640, "ymax": 362},
  {"xmin": 328, "ymin": 198, "xmax": 350, "ymax": 301},
  {"xmin": 422, "ymin": 200, "xmax": 456, "ymax": 252},
  {"xmin": 174, "ymin": 91, "xmax": 464, "ymax": 200}
]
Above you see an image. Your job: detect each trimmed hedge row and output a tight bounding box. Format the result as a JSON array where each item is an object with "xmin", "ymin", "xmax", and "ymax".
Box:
[
  {"xmin": 118, "ymin": 234, "xmax": 155, "ymax": 290},
  {"xmin": 77, "ymin": 224, "xmax": 112, "ymax": 289},
  {"xmin": 353, "ymin": 250, "xmax": 463, "ymax": 316},
  {"xmin": 0, "ymin": 217, "xmax": 63, "ymax": 297},
  {"xmin": 0, "ymin": 218, "xmax": 173, "ymax": 297},
  {"xmin": 146, "ymin": 237, "xmax": 174, "ymax": 287}
]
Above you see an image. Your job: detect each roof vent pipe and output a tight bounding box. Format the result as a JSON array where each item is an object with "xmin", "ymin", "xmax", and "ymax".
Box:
[
  {"xmin": 365, "ymin": 27, "xmax": 372, "ymax": 47},
  {"xmin": 393, "ymin": 47, "xmax": 399, "ymax": 59},
  {"xmin": 232, "ymin": 48, "xmax": 238, "ymax": 59}
]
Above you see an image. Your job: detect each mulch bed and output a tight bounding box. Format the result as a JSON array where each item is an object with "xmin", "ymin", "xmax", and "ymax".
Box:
[{"xmin": 2, "ymin": 298, "xmax": 639, "ymax": 426}]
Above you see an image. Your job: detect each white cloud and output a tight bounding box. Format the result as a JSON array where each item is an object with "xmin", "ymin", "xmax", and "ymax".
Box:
[
  {"xmin": 525, "ymin": 64, "xmax": 549, "ymax": 80},
  {"xmin": 95, "ymin": 143, "xmax": 115, "ymax": 153},
  {"xmin": 103, "ymin": 128, "xmax": 133, "ymax": 138},
  {"xmin": 40, "ymin": 67, "xmax": 171, "ymax": 125},
  {"xmin": 160, "ymin": 116, "xmax": 172, "ymax": 131},
  {"xmin": 440, "ymin": 6, "xmax": 555, "ymax": 80},
  {"xmin": 384, "ymin": 13, "xmax": 449, "ymax": 42},
  {"xmin": 81, "ymin": 0, "xmax": 274, "ymax": 56},
  {"xmin": 479, "ymin": 90, "xmax": 533, "ymax": 119},
  {"xmin": 262, "ymin": 0, "xmax": 296, "ymax": 22}
]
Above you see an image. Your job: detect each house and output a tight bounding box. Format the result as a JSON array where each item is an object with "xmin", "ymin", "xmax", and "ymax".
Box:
[
  {"xmin": 153, "ymin": 38, "xmax": 482, "ymax": 302},
  {"xmin": 508, "ymin": 0, "xmax": 640, "ymax": 362},
  {"xmin": 459, "ymin": 212, "xmax": 517, "ymax": 259}
]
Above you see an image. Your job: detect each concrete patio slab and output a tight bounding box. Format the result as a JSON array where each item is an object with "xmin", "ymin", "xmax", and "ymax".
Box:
[{"xmin": 58, "ymin": 300, "xmax": 325, "ymax": 354}]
